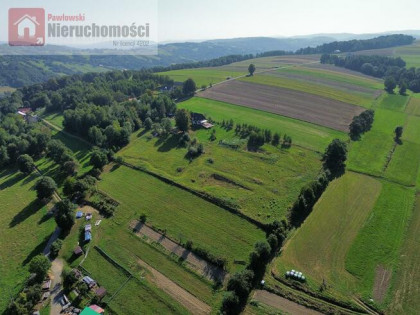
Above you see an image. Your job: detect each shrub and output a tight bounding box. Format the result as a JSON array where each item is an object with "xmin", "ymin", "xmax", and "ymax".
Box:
[{"xmin": 50, "ymin": 239, "xmax": 63, "ymax": 259}]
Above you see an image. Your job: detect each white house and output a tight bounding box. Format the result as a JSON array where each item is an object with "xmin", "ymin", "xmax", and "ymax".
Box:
[{"xmin": 14, "ymin": 15, "xmax": 40, "ymax": 38}]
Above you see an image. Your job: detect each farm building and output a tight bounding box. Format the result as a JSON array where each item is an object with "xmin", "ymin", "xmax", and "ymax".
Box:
[
  {"xmin": 80, "ymin": 306, "xmax": 103, "ymax": 315},
  {"xmin": 191, "ymin": 112, "xmax": 214, "ymax": 129},
  {"xmin": 95, "ymin": 287, "xmax": 107, "ymax": 299}
]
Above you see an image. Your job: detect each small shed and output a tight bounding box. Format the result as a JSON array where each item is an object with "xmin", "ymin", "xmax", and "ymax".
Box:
[
  {"xmin": 85, "ymin": 224, "xmax": 92, "ymax": 232},
  {"xmin": 42, "ymin": 279, "xmax": 51, "ymax": 291},
  {"xmin": 82, "ymin": 276, "xmax": 96, "ymax": 287},
  {"xmin": 74, "ymin": 246, "xmax": 83, "ymax": 256},
  {"xmin": 95, "ymin": 287, "xmax": 107, "ymax": 299},
  {"xmin": 76, "ymin": 211, "xmax": 83, "ymax": 219},
  {"xmin": 85, "ymin": 231, "xmax": 92, "ymax": 242}
]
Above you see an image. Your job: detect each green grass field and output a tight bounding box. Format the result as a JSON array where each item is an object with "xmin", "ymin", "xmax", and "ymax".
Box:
[
  {"xmin": 278, "ymin": 65, "xmax": 383, "ymax": 90},
  {"xmin": 117, "ymin": 126, "xmax": 321, "ymax": 223},
  {"xmin": 0, "ymin": 168, "xmax": 55, "ymax": 313},
  {"xmin": 395, "ymin": 41, "xmax": 420, "ymax": 68},
  {"xmin": 384, "ymin": 141, "xmax": 420, "ymax": 186},
  {"xmin": 347, "ymin": 109, "xmax": 406, "ymax": 177},
  {"xmin": 377, "ymin": 94, "xmax": 410, "ymax": 112},
  {"xmin": 345, "ymin": 182, "xmax": 415, "ymax": 302},
  {"xmin": 405, "ymin": 96, "xmax": 420, "ymax": 116},
  {"xmin": 158, "ymin": 69, "xmax": 245, "ymax": 87},
  {"xmin": 81, "ymin": 248, "xmax": 188, "ymax": 314},
  {"xmin": 239, "ymin": 73, "xmax": 374, "ymax": 108},
  {"xmin": 42, "ymin": 111, "xmax": 65, "ymax": 128},
  {"xmin": 388, "ymin": 194, "xmax": 420, "ymax": 314},
  {"xmin": 98, "ymin": 165, "xmax": 266, "ymax": 270},
  {"xmin": 178, "ymin": 97, "xmax": 346, "ymax": 152},
  {"xmin": 273, "ymin": 172, "xmax": 382, "ymax": 298}
]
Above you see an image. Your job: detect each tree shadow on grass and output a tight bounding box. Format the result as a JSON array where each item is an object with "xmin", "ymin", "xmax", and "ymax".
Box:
[
  {"xmin": 137, "ymin": 129, "xmax": 148, "ymax": 138},
  {"xmin": 9, "ymin": 199, "xmax": 44, "ymax": 228},
  {"xmin": 157, "ymin": 135, "xmax": 180, "ymax": 153},
  {"xmin": 0, "ymin": 171, "xmax": 26, "ymax": 190},
  {"xmin": 21, "ymin": 232, "xmax": 53, "ymax": 266}
]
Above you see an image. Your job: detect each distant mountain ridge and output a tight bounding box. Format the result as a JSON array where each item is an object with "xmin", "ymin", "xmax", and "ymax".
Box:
[{"xmin": 0, "ymin": 32, "xmax": 418, "ymax": 88}]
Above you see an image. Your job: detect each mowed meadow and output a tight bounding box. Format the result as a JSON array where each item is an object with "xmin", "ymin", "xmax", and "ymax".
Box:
[
  {"xmin": 98, "ymin": 164, "xmax": 266, "ymax": 270},
  {"xmin": 117, "ymin": 125, "xmax": 322, "ymax": 223}
]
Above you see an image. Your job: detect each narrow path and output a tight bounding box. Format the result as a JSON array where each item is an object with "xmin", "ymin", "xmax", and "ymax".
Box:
[
  {"xmin": 132, "ymin": 221, "xmax": 226, "ymax": 282},
  {"xmin": 138, "ymin": 258, "xmax": 211, "ymax": 315},
  {"xmin": 49, "ymin": 258, "xmax": 64, "ymax": 315},
  {"xmin": 41, "ymin": 118, "xmax": 92, "ymax": 147},
  {"xmin": 253, "ymin": 290, "xmax": 322, "ymax": 315},
  {"xmin": 43, "ymin": 227, "xmax": 62, "ymax": 258}
]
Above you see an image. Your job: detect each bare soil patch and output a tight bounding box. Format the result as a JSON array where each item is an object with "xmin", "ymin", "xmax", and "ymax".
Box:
[
  {"xmin": 373, "ymin": 265, "xmax": 392, "ymax": 303},
  {"xmin": 131, "ymin": 221, "xmax": 226, "ymax": 282},
  {"xmin": 199, "ymin": 80, "xmax": 364, "ymax": 131},
  {"xmin": 253, "ymin": 290, "xmax": 322, "ymax": 315},
  {"xmin": 138, "ymin": 258, "xmax": 211, "ymax": 314}
]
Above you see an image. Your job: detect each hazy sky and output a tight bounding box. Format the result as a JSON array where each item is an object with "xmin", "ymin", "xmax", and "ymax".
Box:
[
  {"xmin": 158, "ymin": 0, "xmax": 420, "ymax": 41},
  {"xmin": 1, "ymin": 0, "xmax": 419, "ymax": 43}
]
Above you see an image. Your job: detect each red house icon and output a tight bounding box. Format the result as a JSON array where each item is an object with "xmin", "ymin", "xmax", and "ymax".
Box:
[
  {"xmin": 9, "ymin": 8, "xmax": 45, "ymax": 46},
  {"xmin": 14, "ymin": 14, "xmax": 40, "ymax": 38}
]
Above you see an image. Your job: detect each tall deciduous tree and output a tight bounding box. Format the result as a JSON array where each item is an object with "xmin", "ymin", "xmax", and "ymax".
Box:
[
  {"xmin": 175, "ymin": 109, "xmax": 191, "ymax": 132},
  {"xmin": 248, "ymin": 64, "xmax": 256, "ymax": 76},
  {"xmin": 182, "ymin": 78, "xmax": 196, "ymax": 96},
  {"xmin": 17, "ymin": 154, "xmax": 35, "ymax": 175},
  {"xmin": 35, "ymin": 176, "xmax": 57, "ymax": 200}
]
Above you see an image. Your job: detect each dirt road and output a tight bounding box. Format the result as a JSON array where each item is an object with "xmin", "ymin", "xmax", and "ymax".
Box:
[
  {"xmin": 253, "ymin": 290, "xmax": 322, "ymax": 315},
  {"xmin": 49, "ymin": 258, "xmax": 64, "ymax": 315},
  {"xmin": 138, "ymin": 259, "xmax": 211, "ymax": 315}
]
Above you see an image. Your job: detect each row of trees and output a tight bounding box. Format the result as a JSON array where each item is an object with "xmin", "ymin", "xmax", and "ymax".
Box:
[
  {"xmin": 349, "ymin": 110, "xmax": 375, "ymax": 140},
  {"xmin": 298, "ymin": 34, "xmax": 414, "ymax": 55},
  {"xmin": 321, "ymin": 54, "xmax": 420, "ymax": 93},
  {"xmin": 221, "ymin": 220, "xmax": 288, "ymax": 314}
]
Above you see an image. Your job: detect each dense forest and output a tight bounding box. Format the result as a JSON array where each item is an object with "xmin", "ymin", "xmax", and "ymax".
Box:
[
  {"xmin": 0, "ymin": 70, "xmax": 176, "ymax": 152},
  {"xmin": 296, "ymin": 34, "xmax": 414, "ymax": 54}
]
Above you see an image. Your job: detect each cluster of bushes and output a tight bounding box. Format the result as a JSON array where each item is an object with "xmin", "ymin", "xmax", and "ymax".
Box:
[
  {"xmin": 298, "ymin": 34, "xmax": 414, "ymax": 55},
  {"xmin": 187, "ymin": 138, "xmax": 204, "ymax": 159},
  {"xmin": 321, "ymin": 53, "xmax": 420, "ymax": 94},
  {"xmin": 63, "ymin": 175, "xmax": 97, "ymax": 200},
  {"xmin": 89, "ymin": 192, "xmax": 118, "ymax": 217},
  {"xmin": 221, "ymin": 121, "xmax": 291, "ymax": 149},
  {"xmin": 349, "ymin": 110, "xmax": 374, "ymax": 140},
  {"xmin": 289, "ymin": 172, "xmax": 330, "ymax": 227},
  {"xmin": 7, "ymin": 255, "xmax": 51, "ymax": 314}
]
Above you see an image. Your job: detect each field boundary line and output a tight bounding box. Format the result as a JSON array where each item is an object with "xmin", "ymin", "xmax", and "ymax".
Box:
[
  {"xmin": 115, "ymin": 160, "xmax": 269, "ymax": 231},
  {"xmin": 347, "ymin": 169, "xmax": 415, "ymax": 188},
  {"xmin": 94, "ymin": 246, "xmax": 133, "ymax": 277}
]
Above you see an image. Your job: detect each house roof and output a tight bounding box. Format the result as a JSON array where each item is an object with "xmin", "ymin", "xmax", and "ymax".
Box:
[
  {"xmin": 89, "ymin": 305, "xmax": 105, "ymax": 313},
  {"xmin": 80, "ymin": 307, "xmax": 100, "ymax": 315},
  {"xmin": 14, "ymin": 14, "xmax": 40, "ymax": 26}
]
